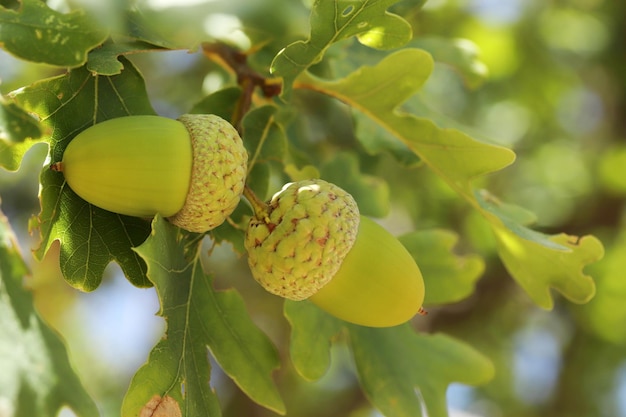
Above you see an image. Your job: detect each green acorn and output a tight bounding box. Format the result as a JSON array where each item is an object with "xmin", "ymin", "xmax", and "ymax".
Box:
[
  {"xmin": 245, "ymin": 179, "xmax": 425, "ymax": 327},
  {"xmin": 51, "ymin": 114, "xmax": 247, "ymax": 233}
]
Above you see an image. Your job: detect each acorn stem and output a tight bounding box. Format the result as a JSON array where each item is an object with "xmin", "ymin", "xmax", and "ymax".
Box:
[
  {"xmin": 50, "ymin": 162, "xmax": 64, "ymax": 172},
  {"xmin": 243, "ymin": 185, "xmax": 270, "ymax": 223}
]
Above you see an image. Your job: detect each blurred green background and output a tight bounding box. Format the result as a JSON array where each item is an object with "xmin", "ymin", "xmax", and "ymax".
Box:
[{"xmin": 1, "ymin": 0, "xmax": 626, "ymax": 416}]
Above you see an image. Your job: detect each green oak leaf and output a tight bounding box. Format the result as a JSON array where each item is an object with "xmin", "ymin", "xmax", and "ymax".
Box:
[
  {"xmin": 10, "ymin": 58, "xmax": 156, "ymax": 291},
  {"xmin": 0, "ymin": 97, "xmax": 42, "ymax": 143},
  {"xmin": 209, "ymin": 202, "xmax": 250, "ymax": 256},
  {"xmin": 271, "ymin": 0, "xmax": 412, "ymax": 96},
  {"xmin": 284, "ymin": 300, "xmax": 343, "ymax": 381},
  {"xmin": 296, "ymin": 49, "xmax": 513, "ymax": 185},
  {"xmin": 284, "ymin": 300, "xmax": 494, "ymax": 417},
  {"xmin": 243, "ymin": 105, "xmax": 288, "ymax": 174},
  {"xmin": 398, "ymin": 229, "xmax": 485, "ymax": 305},
  {"xmin": 121, "ymin": 6, "xmax": 209, "ymax": 51},
  {"xmin": 474, "ymin": 189, "xmax": 565, "ymax": 251},
  {"xmin": 189, "ymin": 87, "xmax": 242, "ymax": 125},
  {"xmin": 412, "ymin": 37, "xmax": 489, "ymax": 89},
  {"xmin": 0, "ymin": 138, "xmax": 40, "ymax": 171},
  {"xmin": 0, "ymin": 0, "xmax": 108, "ymax": 67},
  {"xmin": 0, "ymin": 97, "xmax": 44, "ymax": 171},
  {"xmin": 241, "ymin": 105, "xmax": 288, "ymax": 201},
  {"xmin": 321, "ymin": 152, "xmax": 390, "ymax": 218},
  {"xmin": 123, "ymin": 216, "xmax": 285, "ymax": 417},
  {"xmin": 476, "ymin": 190, "xmax": 603, "ymax": 308},
  {"xmin": 349, "ymin": 325, "xmax": 495, "ymax": 417},
  {"xmin": 86, "ymin": 40, "xmax": 169, "ymax": 76},
  {"xmin": 354, "ymin": 111, "xmax": 421, "ymax": 167},
  {"xmin": 247, "ymin": 164, "xmax": 272, "ymax": 207},
  {"xmin": 0, "ymin": 208, "xmax": 99, "ymax": 417},
  {"xmin": 493, "ymin": 229, "xmax": 602, "ymax": 309},
  {"xmin": 295, "ymin": 48, "xmax": 602, "ymax": 308},
  {"xmin": 284, "ymin": 163, "xmax": 321, "ymax": 182},
  {"xmin": 210, "ymin": 221, "xmax": 246, "ymax": 256}
]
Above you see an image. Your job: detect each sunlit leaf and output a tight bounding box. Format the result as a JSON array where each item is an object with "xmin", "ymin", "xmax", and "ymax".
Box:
[
  {"xmin": 11, "ymin": 58, "xmax": 155, "ymax": 291},
  {"xmin": 476, "ymin": 190, "xmax": 603, "ymax": 308},
  {"xmin": 349, "ymin": 325, "xmax": 495, "ymax": 417},
  {"xmin": 0, "ymin": 208, "xmax": 99, "ymax": 417},
  {"xmin": 494, "ymin": 229, "xmax": 602, "ymax": 309},
  {"xmin": 0, "ymin": 138, "xmax": 40, "ymax": 171},
  {"xmin": 295, "ymin": 49, "xmax": 514, "ymax": 184},
  {"xmin": 0, "ymin": 98, "xmax": 44, "ymax": 171},
  {"xmin": 0, "ymin": 0, "xmax": 107, "ymax": 66},
  {"xmin": 271, "ymin": 0, "xmax": 412, "ymax": 95},
  {"xmin": 399, "ymin": 229, "xmax": 485, "ymax": 305},
  {"xmin": 123, "ymin": 216, "xmax": 285, "ymax": 417},
  {"xmin": 412, "ymin": 37, "xmax": 489, "ymax": 89},
  {"xmin": 295, "ymin": 48, "xmax": 602, "ymax": 309}
]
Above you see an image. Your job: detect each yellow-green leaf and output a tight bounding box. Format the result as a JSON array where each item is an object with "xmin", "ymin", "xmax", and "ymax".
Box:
[
  {"xmin": 271, "ymin": 0, "xmax": 413, "ymax": 96},
  {"xmin": 295, "ymin": 47, "xmax": 602, "ymax": 309}
]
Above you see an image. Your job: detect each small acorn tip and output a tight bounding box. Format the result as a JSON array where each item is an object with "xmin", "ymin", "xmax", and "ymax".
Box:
[{"xmin": 50, "ymin": 162, "xmax": 64, "ymax": 172}]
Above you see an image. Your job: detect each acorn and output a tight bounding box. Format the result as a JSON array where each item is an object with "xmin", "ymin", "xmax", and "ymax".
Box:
[
  {"xmin": 244, "ymin": 179, "xmax": 425, "ymax": 327},
  {"xmin": 51, "ymin": 114, "xmax": 248, "ymax": 233}
]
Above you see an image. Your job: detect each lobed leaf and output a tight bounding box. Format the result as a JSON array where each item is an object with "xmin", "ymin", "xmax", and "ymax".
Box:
[
  {"xmin": 412, "ymin": 37, "xmax": 489, "ymax": 89},
  {"xmin": 123, "ymin": 216, "xmax": 285, "ymax": 417},
  {"xmin": 0, "ymin": 207, "xmax": 99, "ymax": 417},
  {"xmin": 476, "ymin": 190, "xmax": 603, "ymax": 308},
  {"xmin": 242, "ymin": 105, "xmax": 288, "ymax": 174},
  {"xmin": 10, "ymin": 58, "xmax": 156, "ymax": 291},
  {"xmin": 86, "ymin": 40, "xmax": 169, "ymax": 76},
  {"xmin": 295, "ymin": 47, "xmax": 602, "ymax": 309},
  {"xmin": 284, "ymin": 163, "xmax": 321, "ymax": 182},
  {"xmin": 398, "ymin": 229, "xmax": 485, "ymax": 305},
  {"xmin": 494, "ymin": 229, "xmax": 602, "ymax": 309},
  {"xmin": 353, "ymin": 110, "xmax": 421, "ymax": 167},
  {"xmin": 284, "ymin": 300, "xmax": 342, "ymax": 381},
  {"xmin": 0, "ymin": 98, "xmax": 45, "ymax": 171},
  {"xmin": 0, "ymin": 0, "xmax": 108, "ymax": 67},
  {"xmin": 320, "ymin": 152, "xmax": 390, "ymax": 218},
  {"xmin": 349, "ymin": 325, "xmax": 495, "ymax": 417},
  {"xmin": 189, "ymin": 87, "xmax": 242, "ymax": 124},
  {"xmin": 284, "ymin": 299, "xmax": 494, "ymax": 417},
  {"xmin": 271, "ymin": 0, "xmax": 413, "ymax": 96}
]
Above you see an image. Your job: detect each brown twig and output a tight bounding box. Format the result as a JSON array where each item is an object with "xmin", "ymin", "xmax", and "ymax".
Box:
[{"xmin": 201, "ymin": 42, "xmax": 281, "ymax": 132}]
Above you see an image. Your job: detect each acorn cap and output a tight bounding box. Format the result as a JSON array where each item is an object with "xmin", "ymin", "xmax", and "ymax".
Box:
[
  {"xmin": 168, "ymin": 114, "xmax": 248, "ymax": 233},
  {"xmin": 245, "ymin": 179, "xmax": 360, "ymax": 300}
]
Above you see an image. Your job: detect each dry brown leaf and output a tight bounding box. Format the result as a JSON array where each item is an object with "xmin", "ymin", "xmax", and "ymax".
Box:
[{"xmin": 139, "ymin": 395, "xmax": 181, "ymax": 417}]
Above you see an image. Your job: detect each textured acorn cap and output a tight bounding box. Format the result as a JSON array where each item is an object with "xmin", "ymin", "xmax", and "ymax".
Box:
[
  {"xmin": 168, "ymin": 114, "xmax": 248, "ymax": 233},
  {"xmin": 244, "ymin": 179, "xmax": 360, "ymax": 300}
]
